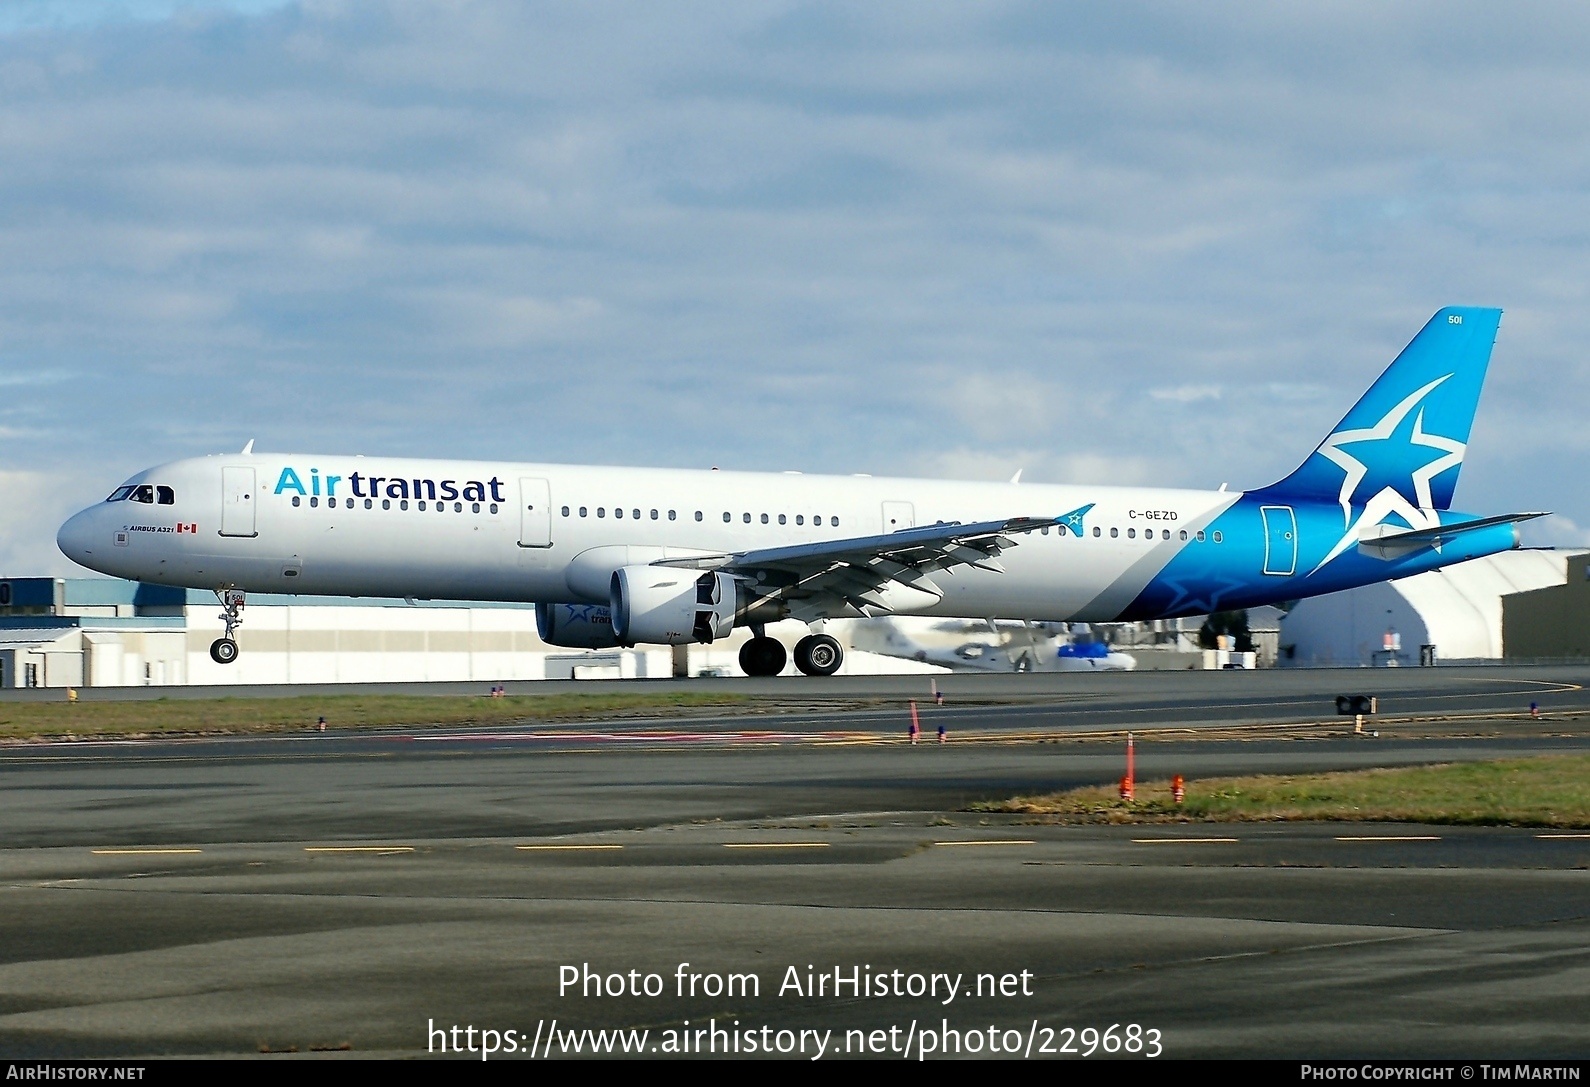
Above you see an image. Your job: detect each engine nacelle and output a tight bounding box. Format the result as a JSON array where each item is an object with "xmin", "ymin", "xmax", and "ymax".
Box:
[
  {"xmin": 535, "ymin": 602, "xmax": 622, "ymax": 649},
  {"xmin": 610, "ymin": 566, "xmax": 737, "ymax": 645}
]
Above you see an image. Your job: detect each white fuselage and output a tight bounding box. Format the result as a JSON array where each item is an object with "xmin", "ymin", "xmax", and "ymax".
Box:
[{"xmin": 58, "ymin": 453, "xmax": 1238, "ymax": 623}]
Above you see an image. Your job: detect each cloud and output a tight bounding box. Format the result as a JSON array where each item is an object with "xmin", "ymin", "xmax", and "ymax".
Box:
[
  {"xmin": 1150, "ymin": 384, "xmax": 1222, "ymax": 403},
  {"xmin": 0, "ymin": 2, "xmax": 1588, "ymax": 565},
  {"xmin": 0, "ymin": 469, "xmax": 88, "ymax": 575}
]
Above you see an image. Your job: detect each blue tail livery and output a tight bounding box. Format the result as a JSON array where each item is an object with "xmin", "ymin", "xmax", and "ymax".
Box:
[{"xmin": 1118, "ymin": 307, "xmax": 1545, "ymax": 620}]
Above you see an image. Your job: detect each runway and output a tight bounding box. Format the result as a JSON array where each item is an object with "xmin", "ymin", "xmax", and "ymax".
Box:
[{"xmin": 1, "ymin": 665, "xmax": 1588, "ymax": 1058}]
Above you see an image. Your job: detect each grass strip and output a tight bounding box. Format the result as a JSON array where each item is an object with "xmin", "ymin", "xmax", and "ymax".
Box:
[
  {"xmin": 0, "ymin": 691, "xmax": 761, "ymax": 740},
  {"xmin": 972, "ymin": 755, "xmax": 1590, "ymax": 828}
]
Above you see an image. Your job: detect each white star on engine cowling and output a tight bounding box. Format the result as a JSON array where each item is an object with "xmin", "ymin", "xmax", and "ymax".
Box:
[{"xmin": 1308, "ymin": 375, "xmax": 1467, "ymax": 574}]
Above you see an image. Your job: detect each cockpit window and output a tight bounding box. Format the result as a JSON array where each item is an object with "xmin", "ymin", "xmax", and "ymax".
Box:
[
  {"xmin": 107, "ymin": 486, "xmax": 135, "ymax": 502},
  {"xmin": 156, "ymin": 486, "xmax": 174, "ymax": 505},
  {"xmin": 130, "ymin": 485, "xmax": 155, "ymax": 504}
]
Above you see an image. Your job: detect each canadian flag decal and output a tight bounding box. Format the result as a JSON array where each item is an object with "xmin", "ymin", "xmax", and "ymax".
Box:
[{"xmin": 176, "ymin": 523, "xmax": 198, "ymax": 534}]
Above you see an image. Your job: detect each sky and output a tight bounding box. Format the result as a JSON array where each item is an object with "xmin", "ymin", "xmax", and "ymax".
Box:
[{"xmin": 3, "ymin": 1, "xmax": 1589, "ymax": 574}]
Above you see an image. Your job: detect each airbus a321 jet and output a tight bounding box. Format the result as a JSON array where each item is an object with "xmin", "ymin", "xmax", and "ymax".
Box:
[{"xmin": 57, "ymin": 308, "xmax": 1544, "ymax": 677}]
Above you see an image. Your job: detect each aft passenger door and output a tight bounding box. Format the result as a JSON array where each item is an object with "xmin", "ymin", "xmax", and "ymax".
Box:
[
  {"xmin": 1260, "ymin": 505, "xmax": 1297, "ymax": 576},
  {"xmin": 220, "ymin": 467, "xmax": 257, "ymax": 538},
  {"xmin": 518, "ymin": 477, "xmax": 552, "ymax": 548}
]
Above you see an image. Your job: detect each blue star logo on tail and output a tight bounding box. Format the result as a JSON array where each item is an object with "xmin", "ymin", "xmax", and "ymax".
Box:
[
  {"xmin": 1310, "ymin": 375, "xmax": 1465, "ymax": 572},
  {"xmin": 1055, "ymin": 503, "xmax": 1095, "ymax": 536}
]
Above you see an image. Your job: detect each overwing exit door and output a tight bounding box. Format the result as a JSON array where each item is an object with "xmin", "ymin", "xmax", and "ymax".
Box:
[
  {"xmin": 518, "ymin": 478, "xmax": 552, "ymax": 548},
  {"xmin": 882, "ymin": 501, "xmax": 915, "ymax": 533}
]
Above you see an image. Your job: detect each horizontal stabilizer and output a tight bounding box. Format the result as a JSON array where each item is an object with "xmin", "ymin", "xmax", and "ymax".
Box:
[{"xmin": 1357, "ymin": 511, "xmax": 1547, "ymax": 560}]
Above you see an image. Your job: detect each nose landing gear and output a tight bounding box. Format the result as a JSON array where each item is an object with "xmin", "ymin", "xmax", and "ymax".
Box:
[{"xmin": 210, "ymin": 588, "xmax": 245, "ymax": 665}]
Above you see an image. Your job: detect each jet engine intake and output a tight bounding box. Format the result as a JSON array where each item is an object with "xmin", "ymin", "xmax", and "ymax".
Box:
[
  {"xmin": 610, "ymin": 566, "xmax": 736, "ymax": 645},
  {"xmin": 535, "ymin": 601, "xmax": 622, "ymax": 649}
]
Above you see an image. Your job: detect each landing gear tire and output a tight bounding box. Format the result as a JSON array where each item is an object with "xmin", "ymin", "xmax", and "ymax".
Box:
[
  {"xmin": 738, "ymin": 636, "xmax": 787, "ymax": 677},
  {"xmin": 794, "ymin": 634, "xmax": 843, "ymax": 676},
  {"xmin": 212, "ymin": 587, "xmax": 246, "ymax": 664}
]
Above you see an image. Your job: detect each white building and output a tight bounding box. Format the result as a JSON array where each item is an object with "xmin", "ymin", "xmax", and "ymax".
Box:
[
  {"xmin": 1278, "ymin": 549, "xmax": 1583, "ymax": 666},
  {"xmin": 0, "ymin": 576, "xmax": 934, "ymax": 688}
]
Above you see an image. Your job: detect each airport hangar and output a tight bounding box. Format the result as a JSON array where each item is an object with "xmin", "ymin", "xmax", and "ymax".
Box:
[{"xmin": 0, "ymin": 546, "xmax": 1584, "ymax": 689}]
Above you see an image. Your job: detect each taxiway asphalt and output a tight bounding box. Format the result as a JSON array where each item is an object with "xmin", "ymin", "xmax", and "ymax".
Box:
[{"xmin": 1, "ymin": 666, "xmax": 1587, "ymax": 1059}]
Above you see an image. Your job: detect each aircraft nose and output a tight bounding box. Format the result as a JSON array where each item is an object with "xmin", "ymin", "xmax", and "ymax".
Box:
[{"xmin": 57, "ymin": 508, "xmax": 100, "ymax": 567}]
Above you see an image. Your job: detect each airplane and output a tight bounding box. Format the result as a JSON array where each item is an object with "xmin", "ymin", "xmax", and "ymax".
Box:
[
  {"xmin": 56, "ymin": 307, "xmax": 1545, "ymax": 678},
  {"xmin": 844, "ymin": 617, "xmax": 1138, "ymax": 672}
]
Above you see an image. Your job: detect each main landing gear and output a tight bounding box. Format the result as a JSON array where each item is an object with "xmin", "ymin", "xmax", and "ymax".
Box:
[
  {"xmin": 210, "ymin": 588, "xmax": 245, "ymax": 665},
  {"xmin": 737, "ymin": 632, "xmax": 845, "ymax": 677},
  {"xmin": 738, "ymin": 635, "xmax": 787, "ymax": 677},
  {"xmin": 794, "ymin": 634, "xmax": 843, "ymax": 677}
]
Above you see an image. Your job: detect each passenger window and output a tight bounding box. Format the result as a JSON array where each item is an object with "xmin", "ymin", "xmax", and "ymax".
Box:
[
  {"xmin": 365, "ymin": 498, "xmax": 373, "ymax": 509},
  {"xmin": 310, "ymin": 496, "xmax": 319, "ymax": 508},
  {"xmin": 796, "ymin": 515, "xmax": 804, "ymax": 525},
  {"xmin": 692, "ymin": 511, "xmax": 699, "ymax": 521},
  {"xmin": 632, "ymin": 509, "xmax": 640, "ymax": 519},
  {"xmin": 615, "ymin": 507, "xmax": 624, "ymax": 519},
  {"xmin": 489, "ymin": 503, "xmax": 498, "ymax": 514},
  {"xmin": 1162, "ymin": 529, "xmax": 1171, "ymax": 540},
  {"xmin": 651, "ymin": 509, "xmax": 659, "ymax": 520},
  {"xmin": 669, "ymin": 510, "xmax": 677, "ymax": 521},
  {"xmin": 1179, "ymin": 529, "xmax": 1188, "ymax": 541},
  {"xmin": 1109, "ymin": 527, "xmax": 1118, "ymax": 538},
  {"xmin": 401, "ymin": 500, "xmax": 409, "ymax": 510},
  {"xmin": 1041, "ymin": 526, "xmax": 1049, "ymax": 535},
  {"xmin": 743, "ymin": 513, "xmax": 751, "ymax": 523},
  {"xmin": 1196, "ymin": 530, "xmax": 1205, "ymax": 542},
  {"xmin": 760, "ymin": 513, "xmax": 768, "ymax": 524},
  {"xmin": 723, "ymin": 512, "xmax": 730, "ymax": 523},
  {"xmin": 472, "ymin": 502, "xmax": 481, "ymax": 513},
  {"xmin": 1127, "ymin": 528, "xmax": 1136, "ymax": 539},
  {"xmin": 418, "ymin": 500, "xmax": 426, "ymax": 510},
  {"xmin": 107, "ymin": 486, "xmax": 135, "ymax": 502},
  {"xmin": 598, "ymin": 508, "xmax": 606, "ymax": 518},
  {"xmin": 1092, "ymin": 526, "xmax": 1100, "ymax": 537},
  {"xmin": 832, "ymin": 517, "xmax": 839, "ymax": 527},
  {"xmin": 562, "ymin": 506, "xmax": 570, "ymax": 517},
  {"xmin": 454, "ymin": 502, "xmax": 462, "ymax": 512},
  {"xmin": 292, "ymin": 496, "xmax": 302, "ymax": 507},
  {"xmin": 156, "ymin": 486, "xmax": 175, "ymax": 505},
  {"xmin": 778, "ymin": 514, "xmax": 786, "ymax": 525},
  {"xmin": 1213, "ymin": 531, "xmax": 1223, "ymax": 543},
  {"xmin": 580, "ymin": 507, "xmax": 588, "ymax": 517}
]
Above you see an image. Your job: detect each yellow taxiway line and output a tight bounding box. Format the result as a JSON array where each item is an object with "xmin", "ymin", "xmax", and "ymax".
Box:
[
  {"xmin": 933, "ymin": 839, "xmax": 1035, "ymax": 847},
  {"xmin": 722, "ymin": 842, "xmax": 831, "ymax": 849}
]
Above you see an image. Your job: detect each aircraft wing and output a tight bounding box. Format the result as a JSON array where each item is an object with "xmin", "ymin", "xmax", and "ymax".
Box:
[{"xmin": 654, "ymin": 516, "xmax": 1060, "ymax": 620}]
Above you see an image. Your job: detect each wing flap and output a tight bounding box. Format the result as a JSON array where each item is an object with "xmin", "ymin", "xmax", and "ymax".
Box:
[{"xmin": 652, "ymin": 515, "xmax": 1057, "ymax": 619}]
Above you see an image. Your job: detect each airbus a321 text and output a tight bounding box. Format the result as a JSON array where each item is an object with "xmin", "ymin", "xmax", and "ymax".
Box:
[{"xmin": 57, "ymin": 308, "xmax": 1545, "ymax": 677}]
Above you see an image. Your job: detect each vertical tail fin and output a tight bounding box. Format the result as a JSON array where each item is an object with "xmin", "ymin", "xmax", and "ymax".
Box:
[{"xmin": 1260, "ymin": 306, "xmax": 1501, "ymax": 513}]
